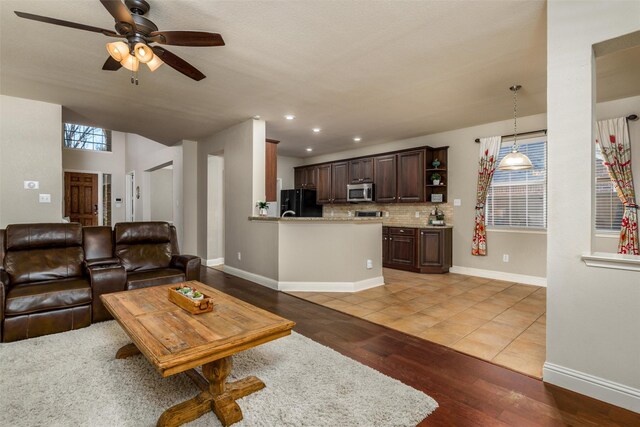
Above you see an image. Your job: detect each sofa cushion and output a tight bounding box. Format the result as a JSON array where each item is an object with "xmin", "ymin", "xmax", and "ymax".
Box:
[
  {"xmin": 114, "ymin": 222, "xmax": 172, "ymax": 272},
  {"xmin": 114, "ymin": 222, "xmax": 171, "ymax": 245},
  {"xmin": 6, "ymin": 223, "xmax": 82, "ymax": 250},
  {"xmin": 126, "ymin": 268, "xmax": 185, "ymax": 290},
  {"xmin": 83, "ymin": 226, "xmax": 114, "ymax": 260},
  {"xmin": 5, "ymin": 278, "xmax": 92, "ymax": 316},
  {"xmin": 4, "ymin": 247, "xmax": 85, "ymax": 285}
]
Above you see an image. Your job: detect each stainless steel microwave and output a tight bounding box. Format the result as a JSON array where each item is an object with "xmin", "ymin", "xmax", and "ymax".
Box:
[{"xmin": 347, "ymin": 183, "xmax": 374, "ymax": 203}]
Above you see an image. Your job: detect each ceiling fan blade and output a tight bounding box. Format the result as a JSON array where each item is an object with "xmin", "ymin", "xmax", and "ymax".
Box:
[
  {"xmin": 152, "ymin": 46, "xmax": 206, "ymax": 81},
  {"xmin": 14, "ymin": 11, "xmax": 122, "ymax": 37},
  {"xmin": 102, "ymin": 56, "xmax": 122, "ymax": 71},
  {"xmin": 149, "ymin": 31, "xmax": 225, "ymax": 47},
  {"xmin": 99, "ymin": 0, "xmax": 136, "ymax": 31}
]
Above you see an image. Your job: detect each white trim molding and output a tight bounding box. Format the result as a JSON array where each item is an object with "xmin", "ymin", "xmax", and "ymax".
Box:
[
  {"xmin": 449, "ymin": 265, "xmax": 546, "ymax": 287},
  {"xmin": 581, "ymin": 252, "xmax": 640, "ymax": 272},
  {"xmin": 204, "ymin": 258, "xmax": 224, "ymax": 267},
  {"xmin": 279, "ymin": 276, "xmax": 385, "ymax": 293},
  {"xmin": 219, "ymin": 266, "xmax": 384, "ymax": 293},
  {"xmin": 543, "ymin": 362, "xmax": 640, "ymax": 413}
]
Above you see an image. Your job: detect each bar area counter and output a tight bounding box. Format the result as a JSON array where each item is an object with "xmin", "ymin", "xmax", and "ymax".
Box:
[{"xmin": 241, "ymin": 216, "xmax": 384, "ymax": 292}]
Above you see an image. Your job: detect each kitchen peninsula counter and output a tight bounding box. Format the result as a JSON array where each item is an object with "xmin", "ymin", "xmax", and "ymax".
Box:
[{"xmin": 248, "ymin": 216, "xmax": 383, "ymax": 223}]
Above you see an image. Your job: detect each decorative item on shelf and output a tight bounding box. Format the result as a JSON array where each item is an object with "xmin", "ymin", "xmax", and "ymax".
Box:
[
  {"xmin": 168, "ymin": 284, "xmax": 214, "ymax": 314},
  {"xmin": 431, "ymin": 193, "xmax": 443, "ymax": 203},
  {"xmin": 498, "ymin": 85, "xmax": 533, "ymax": 171},
  {"xmin": 430, "ymin": 173, "xmax": 441, "ymax": 185},
  {"xmin": 256, "ymin": 201, "xmax": 269, "ymax": 216},
  {"xmin": 432, "ymin": 158, "xmax": 441, "ymax": 168},
  {"xmin": 429, "ymin": 205, "xmax": 446, "ymax": 226}
]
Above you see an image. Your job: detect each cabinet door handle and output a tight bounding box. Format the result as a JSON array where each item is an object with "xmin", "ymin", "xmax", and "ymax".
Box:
[
  {"xmin": 399, "ymin": 230, "xmax": 404, "ymax": 233},
  {"xmin": 389, "ymin": 238, "xmax": 393, "ymax": 241}
]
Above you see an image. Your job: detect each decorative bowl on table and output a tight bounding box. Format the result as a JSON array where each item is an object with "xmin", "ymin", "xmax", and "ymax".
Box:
[{"xmin": 168, "ymin": 285, "xmax": 213, "ymax": 314}]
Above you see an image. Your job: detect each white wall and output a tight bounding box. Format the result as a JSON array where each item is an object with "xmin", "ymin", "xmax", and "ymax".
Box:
[
  {"xmin": 207, "ymin": 155, "xmax": 225, "ymax": 263},
  {"xmin": 277, "ymin": 155, "xmax": 303, "ymax": 190},
  {"xmin": 593, "ymin": 95, "xmax": 640, "ymax": 252},
  {"xmin": 304, "ymin": 113, "xmax": 548, "ymax": 280},
  {"xmin": 62, "ymin": 130, "xmax": 126, "ymax": 225},
  {"xmin": 149, "ymin": 168, "xmax": 173, "ymax": 222},
  {"xmin": 0, "ymin": 96, "xmax": 62, "ymax": 227},
  {"xmin": 125, "ymin": 134, "xmax": 185, "ymax": 251},
  {"xmin": 545, "ymin": 0, "xmax": 640, "ymax": 412}
]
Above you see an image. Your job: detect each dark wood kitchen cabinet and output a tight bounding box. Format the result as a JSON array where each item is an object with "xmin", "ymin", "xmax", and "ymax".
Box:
[
  {"xmin": 382, "ymin": 226, "xmax": 452, "ymax": 273},
  {"xmin": 397, "ymin": 150, "xmax": 425, "ymax": 203},
  {"xmin": 316, "ymin": 161, "xmax": 349, "ymax": 204},
  {"xmin": 374, "ymin": 154, "xmax": 397, "ymax": 203},
  {"xmin": 294, "ymin": 166, "xmax": 317, "ymax": 189},
  {"xmin": 349, "ymin": 158, "xmax": 374, "ymax": 183}
]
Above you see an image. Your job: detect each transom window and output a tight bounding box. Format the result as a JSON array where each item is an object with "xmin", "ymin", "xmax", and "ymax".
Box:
[
  {"xmin": 63, "ymin": 123, "xmax": 112, "ymax": 152},
  {"xmin": 594, "ymin": 144, "xmax": 623, "ymax": 232},
  {"xmin": 485, "ymin": 138, "xmax": 547, "ymax": 230}
]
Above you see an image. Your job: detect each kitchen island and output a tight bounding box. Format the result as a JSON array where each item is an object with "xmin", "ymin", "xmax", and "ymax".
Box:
[{"xmin": 229, "ymin": 217, "xmax": 384, "ymax": 292}]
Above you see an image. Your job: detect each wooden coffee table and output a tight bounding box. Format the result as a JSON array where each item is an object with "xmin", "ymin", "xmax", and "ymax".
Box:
[{"xmin": 101, "ymin": 281, "xmax": 295, "ymax": 427}]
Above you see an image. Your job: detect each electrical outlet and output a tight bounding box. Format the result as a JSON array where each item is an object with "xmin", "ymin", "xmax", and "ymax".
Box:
[
  {"xmin": 237, "ymin": 252, "xmax": 242, "ymax": 261},
  {"xmin": 415, "ymin": 211, "xmax": 420, "ymax": 218},
  {"xmin": 385, "ymin": 211, "xmax": 389, "ymax": 217},
  {"xmin": 366, "ymin": 259, "xmax": 373, "ymax": 269},
  {"xmin": 503, "ymin": 254, "xmax": 509, "ymax": 263},
  {"xmin": 454, "ymin": 199, "xmax": 461, "ymax": 207}
]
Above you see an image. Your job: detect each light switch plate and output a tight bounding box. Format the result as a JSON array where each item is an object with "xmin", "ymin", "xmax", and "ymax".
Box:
[
  {"xmin": 454, "ymin": 199, "xmax": 462, "ymax": 206},
  {"xmin": 24, "ymin": 180, "xmax": 39, "ymax": 189},
  {"xmin": 39, "ymin": 194, "xmax": 51, "ymax": 203}
]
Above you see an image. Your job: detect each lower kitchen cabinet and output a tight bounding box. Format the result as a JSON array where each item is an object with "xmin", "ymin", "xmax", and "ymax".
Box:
[{"xmin": 382, "ymin": 226, "xmax": 452, "ymax": 273}]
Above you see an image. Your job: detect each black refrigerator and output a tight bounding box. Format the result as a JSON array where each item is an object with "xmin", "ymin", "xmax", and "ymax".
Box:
[{"xmin": 280, "ymin": 189, "xmax": 323, "ymax": 217}]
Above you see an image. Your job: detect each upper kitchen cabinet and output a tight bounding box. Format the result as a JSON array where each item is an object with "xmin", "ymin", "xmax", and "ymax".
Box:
[
  {"xmin": 316, "ymin": 161, "xmax": 349, "ymax": 204},
  {"xmin": 397, "ymin": 150, "xmax": 425, "ymax": 203},
  {"xmin": 425, "ymin": 146, "xmax": 449, "ymax": 203},
  {"xmin": 374, "ymin": 154, "xmax": 397, "ymax": 203},
  {"xmin": 294, "ymin": 165, "xmax": 317, "ymax": 189},
  {"xmin": 349, "ymin": 157, "xmax": 373, "ymax": 184}
]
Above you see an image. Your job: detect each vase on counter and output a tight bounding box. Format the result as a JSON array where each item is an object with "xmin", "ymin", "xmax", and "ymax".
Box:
[
  {"xmin": 259, "ymin": 208, "xmax": 268, "ymax": 217},
  {"xmin": 432, "ymin": 159, "xmax": 441, "ymax": 168}
]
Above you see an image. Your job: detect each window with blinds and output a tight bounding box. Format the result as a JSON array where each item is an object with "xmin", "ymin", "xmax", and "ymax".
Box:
[
  {"xmin": 595, "ymin": 144, "xmax": 623, "ymax": 232},
  {"xmin": 486, "ymin": 138, "xmax": 547, "ymax": 230}
]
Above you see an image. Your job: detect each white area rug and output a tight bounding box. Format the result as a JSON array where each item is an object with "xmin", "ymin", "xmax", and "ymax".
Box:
[{"xmin": 0, "ymin": 321, "xmax": 437, "ymax": 426}]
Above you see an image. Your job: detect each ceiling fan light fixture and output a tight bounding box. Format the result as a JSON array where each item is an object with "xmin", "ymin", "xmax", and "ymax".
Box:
[
  {"xmin": 120, "ymin": 55, "xmax": 140, "ymax": 72},
  {"xmin": 106, "ymin": 41, "xmax": 129, "ymax": 62},
  {"xmin": 134, "ymin": 43, "xmax": 153, "ymax": 64},
  {"xmin": 146, "ymin": 54, "xmax": 164, "ymax": 72}
]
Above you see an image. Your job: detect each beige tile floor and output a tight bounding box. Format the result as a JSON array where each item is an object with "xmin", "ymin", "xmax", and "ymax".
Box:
[{"xmin": 287, "ymin": 268, "xmax": 546, "ymax": 378}]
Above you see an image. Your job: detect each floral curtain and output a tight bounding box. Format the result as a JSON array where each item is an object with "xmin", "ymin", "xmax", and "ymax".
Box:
[
  {"xmin": 595, "ymin": 117, "xmax": 638, "ymax": 255},
  {"xmin": 472, "ymin": 136, "xmax": 501, "ymax": 256}
]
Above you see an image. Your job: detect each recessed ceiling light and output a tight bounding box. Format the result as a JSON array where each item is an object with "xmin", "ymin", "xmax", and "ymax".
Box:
[
  {"xmin": 284, "ymin": 114, "xmax": 296, "ymax": 120},
  {"xmin": 312, "ymin": 128, "xmax": 321, "ymax": 133},
  {"xmin": 353, "ymin": 137, "xmax": 362, "ymax": 142},
  {"xmin": 306, "ymin": 148, "xmax": 313, "ymax": 152}
]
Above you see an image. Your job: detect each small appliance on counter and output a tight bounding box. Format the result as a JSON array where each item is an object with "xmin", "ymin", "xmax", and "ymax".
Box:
[
  {"xmin": 355, "ymin": 211, "xmax": 383, "ymax": 217},
  {"xmin": 347, "ymin": 183, "xmax": 374, "ymax": 203},
  {"xmin": 280, "ymin": 189, "xmax": 323, "ymax": 217}
]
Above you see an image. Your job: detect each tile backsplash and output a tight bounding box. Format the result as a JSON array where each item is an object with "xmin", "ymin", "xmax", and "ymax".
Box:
[{"xmin": 323, "ymin": 203, "xmax": 454, "ymax": 227}]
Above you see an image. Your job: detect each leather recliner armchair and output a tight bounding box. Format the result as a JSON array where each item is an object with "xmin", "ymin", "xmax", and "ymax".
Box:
[{"xmin": 0, "ymin": 223, "xmax": 92, "ymax": 342}]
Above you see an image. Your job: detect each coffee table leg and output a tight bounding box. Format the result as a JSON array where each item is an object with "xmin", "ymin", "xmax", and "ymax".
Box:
[
  {"xmin": 116, "ymin": 343, "xmax": 141, "ymax": 359},
  {"xmin": 157, "ymin": 356, "xmax": 266, "ymax": 427}
]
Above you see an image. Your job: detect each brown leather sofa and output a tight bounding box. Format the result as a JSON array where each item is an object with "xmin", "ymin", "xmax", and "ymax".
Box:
[{"xmin": 0, "ymin": 221, "xmax": 201, "ymax": 342}]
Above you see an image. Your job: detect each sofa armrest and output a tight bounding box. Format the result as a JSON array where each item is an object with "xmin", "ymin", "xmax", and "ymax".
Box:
[
  {"xmin": 0, "ymin": 270, "xmax": 7, "ymax": 342},
  {"xmin": 170, "ymin": 255, "xmax": 201, "ymax": 281},
  {"xmin": 87, "ymin": 264, "xmax": 126, "ymax": 322}
]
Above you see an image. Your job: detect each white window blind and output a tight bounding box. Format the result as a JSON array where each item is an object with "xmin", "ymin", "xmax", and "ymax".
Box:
[
  {"xmin": 594, "ymin": 144, "xmax": 623, "ymax": 232},
  {"xmin": 486, "ymin": 138, "xmax": 547, "ymax": 230}
]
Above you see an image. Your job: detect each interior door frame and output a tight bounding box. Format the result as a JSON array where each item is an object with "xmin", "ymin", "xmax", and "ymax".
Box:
[
  {"xmin": 63, "ymin": 169, "xmax": 103, "ymax": 226},
  {"xmin": 126, "ymin": 171, "xmax": 135, "ymax": 222}
]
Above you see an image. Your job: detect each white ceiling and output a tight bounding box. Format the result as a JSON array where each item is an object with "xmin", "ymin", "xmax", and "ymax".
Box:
[{"xmin": 0, "ymin": 1, "xmax": 634, "ymax": 157}]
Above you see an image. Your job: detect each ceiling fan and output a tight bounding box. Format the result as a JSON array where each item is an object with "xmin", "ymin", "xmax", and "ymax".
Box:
[{"xmin": 14, "ymin": 0, "xmax": 225, "ymax": 83}]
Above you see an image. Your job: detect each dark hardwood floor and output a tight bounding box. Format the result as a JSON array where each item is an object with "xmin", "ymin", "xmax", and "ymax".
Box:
[{"xmin": 201, "ymin": 267, "xmax": 639, "ymax": 426}]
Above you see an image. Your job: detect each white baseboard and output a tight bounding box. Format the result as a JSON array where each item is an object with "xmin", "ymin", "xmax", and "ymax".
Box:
[
  {"xmin": 222, "ymin": 266, "xmax": 279, "ymax": 290},
  {"xmin": 543, "ymin": 362, "xmax": 640, "ymax": 413},
  {"xmin": 279, "ymin": 276, "xmax": 385, "ymax": 292},
  {"xmin": 204, "ymin": 258, "xmax": 224, "ymax": 267},
  {"xmin": 220, "ymin": 266, "xmax": 384, "ymax": 293},
  {"xmin": 450, "ymin": 265, "xmax": 547, "ymax": 287}
]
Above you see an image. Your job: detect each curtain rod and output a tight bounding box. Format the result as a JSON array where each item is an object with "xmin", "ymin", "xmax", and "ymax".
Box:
[
  {"xmin": 474, "ymin": 129, "xmax": 547, "ymax": 143},
  {"xmin": 628, "ymin": 114, "xmax": 638, "ymax": 121}
]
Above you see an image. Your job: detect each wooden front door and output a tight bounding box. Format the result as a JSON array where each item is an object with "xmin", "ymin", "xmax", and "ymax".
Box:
[{"xmin": 65, "ymin": 172, "xmax": 98, "ymax": 225}]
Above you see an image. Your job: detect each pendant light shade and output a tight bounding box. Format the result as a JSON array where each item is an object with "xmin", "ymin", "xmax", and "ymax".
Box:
[
  {"xmin": 106, "ymin": 41, "xmax": 130, "ymax": 62},
  {"xmin": 146, "ymin": 54, "xmax": 164, "ymax": 72},
  {"xmin": 498, "ymin": 85, "xmax": 533, "ymax": 171},
  {"xmin": 120, "ymin": 55, "xmax": 139, "ymax": 72},
  {"xmin": 134, "ymin": 43, "xmax": 154, "ymax": 64}
]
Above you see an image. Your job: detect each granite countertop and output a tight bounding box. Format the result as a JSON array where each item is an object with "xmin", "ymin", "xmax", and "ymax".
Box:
[{"xmin": 248, "ymin": 216, "xmax": 383, "ymax": 223}]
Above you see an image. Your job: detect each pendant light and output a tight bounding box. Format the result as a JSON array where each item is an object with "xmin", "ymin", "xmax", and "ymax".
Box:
[{"xmin": 498, "ymin": 85, "xmax": 533, "ymax": 171}]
